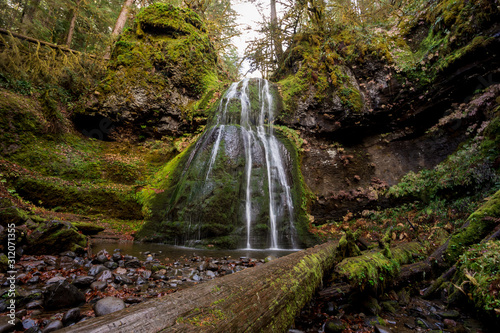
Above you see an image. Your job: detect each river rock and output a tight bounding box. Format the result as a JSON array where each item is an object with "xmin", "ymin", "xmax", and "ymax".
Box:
[
  {"xmin": 21, "ymin": 319, "xmax": 37, "ymax": 330},
  {"xmin": 115, "ymin": 274, "xmax": 133, "ymax": 285},
  {"xmin": 41, "ymin": 320, "xmax": 63, "ymax": 332},
  {"xmin": 72, "ymin": 275, "xmax": 95, "ymax": 287},
  {"xmin": 45, "ymin": 276, "xmax": 66, "ymax": 284},
  {"xmin": 62, "ymin": 308, "xmax": 81, "ymax": 325},
  {"xmin": 88, "ymin": 264, "xmax": 108, "ymax": 276},
  {"xmin": 94, "ymin": 297, "xmax": 126, "ymax": 317},
  {"xmin": 125, "ymin": 259, "xmax": 142, "ymax": 268},
  {"xmin": 90, "ymin": 281, "xmax": 108, "ymax": 291},
  {"xmin": 96, "ymin": 270, "xmax": 114, "ymax": 281},
  {"xmin": 324, "ymin": 318, "xmax": 346, "ymax": 333},
  {"xmin": 374, "ymin": 324, "xmax": 392, "ymax": 333},
  {"xmin": 44, "ymin": 280, "xmax": 85, "ymax": 310}
]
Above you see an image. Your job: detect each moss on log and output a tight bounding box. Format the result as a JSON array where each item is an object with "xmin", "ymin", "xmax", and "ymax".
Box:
[
  {"xmin": 333, "ymin": 242, "xmax": 426, "ymax": 292},
  {"xmin": 57, "ymin": 241, "xmax": 338, "ymax": 333},
  {"xmin": 444, "ymin": 189, "xmax": 500, "ymax": 264}
]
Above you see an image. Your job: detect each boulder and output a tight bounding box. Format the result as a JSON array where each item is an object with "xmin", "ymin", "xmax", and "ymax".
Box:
[
  {"xmin": 25, "ymin": 220, "xmax": 86, "ymax": 255},
  {"xmin": 94, "ymin": 297, "xmax": 126, "ymax": 317},
  {"xmin": 44, "ymin": 280, "xmax": 85, "ymax": 310}
]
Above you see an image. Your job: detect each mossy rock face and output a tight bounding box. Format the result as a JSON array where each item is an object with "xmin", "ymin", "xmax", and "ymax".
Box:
[
  {"xmin": 138, "ymin": 79, "xmax": 317, "ymax": 249},
  {"xmin": 13, "ymin": 176, "xmax": 142, "ymax": 220},
  {"xmin": 80, "ymin": 3, "xmax": 221, "ymax": 140},
  {"xmin": 25, "ymin": 220, "xmax": 87, "ymax": 254}
]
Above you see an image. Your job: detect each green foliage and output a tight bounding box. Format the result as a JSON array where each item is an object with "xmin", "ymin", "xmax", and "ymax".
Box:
[
  {"xmin": 387, "ymin": 137, "xmax": 499, "ymax": 202},
  {"xmin": 454, "ymin": 240, "xmax": 500, "ymax": 316}
]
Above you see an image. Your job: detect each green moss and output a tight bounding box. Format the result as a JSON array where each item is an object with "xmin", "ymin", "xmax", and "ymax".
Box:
[
  {"xmin": 334, "ymin": 242, "xmax": 425, "ymax": 292},
  {"xmin": 446, "ymin": 189, "xmax": 500, "ymax": 263},
  {"xmin": 12, "ymin": 175, "xmax": 142, "ymax": 220}
]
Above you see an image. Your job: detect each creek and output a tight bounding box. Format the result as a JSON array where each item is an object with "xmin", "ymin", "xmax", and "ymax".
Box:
[{"xmin": 90, "ymin": 241, "xmax": 299, "ymax": 263}]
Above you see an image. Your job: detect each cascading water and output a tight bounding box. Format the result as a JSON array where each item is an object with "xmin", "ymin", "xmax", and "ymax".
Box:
[{"xmin": 141, "ymin": 78, "xmax": 303, "ymax": 249}]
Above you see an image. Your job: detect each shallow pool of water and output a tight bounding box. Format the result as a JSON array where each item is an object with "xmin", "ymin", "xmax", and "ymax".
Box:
[{"xmin": 91, "ymin": 241, "xmax": 301, "ymax": 263}]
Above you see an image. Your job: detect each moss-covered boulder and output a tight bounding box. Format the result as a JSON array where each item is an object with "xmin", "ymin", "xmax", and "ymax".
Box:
[
  {"xmin": 79, "ymin": 3, "xmax": 223, "ymax": 140},
  {"xmin": 25, "ymin": 220, "xmax": 87, "ymax": 254}
]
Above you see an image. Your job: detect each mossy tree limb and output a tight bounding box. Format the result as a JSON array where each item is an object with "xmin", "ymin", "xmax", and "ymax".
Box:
[{"xmin": 57, "ymin": 241, "xmax": 338, "ymax": 333}]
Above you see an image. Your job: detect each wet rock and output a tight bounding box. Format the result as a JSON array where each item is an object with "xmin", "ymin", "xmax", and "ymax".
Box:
[
  {"xmin": 415, "ymin": 318, "xmax": 432, "ymax": 329},
  {"xmin": 374, "ymin": 324, "xmax": 392, "ymax": 333},
  {"xmin": 438, "ymin": 309, "xmax": 460, "ymax": 318},
  {"xmin": 141, "ymin": 270, "xmax": 152, "ymax": 279},
  {"xmin": 42, "ymin": 320, "xmax": 63, "ymax": 332},
  {"xmin": 362, "ymin": 296, "xmax": 381, "ymax": 315},
  {"xmin": 205, "ymin": 270, "xmax": 216, "ymax": 279},
  {"xmin": 112, "ymin": 253, "xmax": 122, "ymax": 262},
  {"xmin": 104, "ymin": 261, "xmax": 118, "ymax": 270},
  {"xmin": 90, "ymin": 281, "xmax": 107, "ymax": 291},
  {"xmin": 27, "ymin": 275, "xmax": 40, "ymax": 284},
  {"xmin": 60, "ymin": 251, "xmax": 76, "ymax": 258},
  {"xmin": 44, "ymin": 280, "xmax": 85, "ymax": 310},
  {"xmin": 94, "ymin": 297, "xmax": 126, "ymax": 317},
  {"xmin": 115, "ymin": 274, "xmax": 133, "ymax": 285},
  {"xmin": 45, "ymin": 276, "xmax": 66, "ymax": 284},
  {"xmin": 397, "ymin": 289, "xmax": 410, "ymax": 306},
  {"xmin": 136, "ymin": 276, "xmax": 147, "ymax": 285},
  {"xmin": 88, "ymin": 264, "xmax": 108, "ymax": 276},
  {"xmin": 25, "ymin": 300, "xmax": 43, "ymax": 310},
  {"xmin": 72, "ymin": 275, "xmax": 95, "ymax": 287},
  {"xmin": 0, "ymin": 315, "xmax": 18, "ymax": 333},
  {"xmin": 114, "ymin": 267, "xmax": 127, "ymax": 275},
  {"xmin": 21, "ymin": 319, "xmax": 37, "ymax": 330},
  {"xmin": 62, "ymin": 308, "xmax": 81, "ymax": 325},
  {"xmin": 381, "ymin": 300, "xmax": 398, "ymax": 314},
  {"xmin": 96, "ymin": 270, "xmax": 114, "ymax": 281},
  {"xmin": 125, "ymin": 259, "xmax": 142, "ymax": 268},
  {"xmin": 25, "ymin": 327, "xmax": 42, "ymax": 333},
  {"xmin": 324, "ymin": 318, "xmax": 346, "ymax": 333},
  {"xmin": 324, "ymin": 301, "xmax": 338, "ymax": 316}
]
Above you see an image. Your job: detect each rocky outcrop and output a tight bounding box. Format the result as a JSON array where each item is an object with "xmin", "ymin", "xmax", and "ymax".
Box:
[
  {"xmin": 275, "ymin": 5, "xmax": 500, "ymax": 222},
  {"xmin": 76, "ymin": 4, "xmax": 225, "ymax": 141}
]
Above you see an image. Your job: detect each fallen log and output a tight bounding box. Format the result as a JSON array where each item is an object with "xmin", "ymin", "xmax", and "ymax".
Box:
[
  {"xmin": 58, "ymin": 241, "xmax": 338, "ymax": 333},
  {"xmin": 0, "ymin": 28, "xmax": 95, "ymax": 58}
]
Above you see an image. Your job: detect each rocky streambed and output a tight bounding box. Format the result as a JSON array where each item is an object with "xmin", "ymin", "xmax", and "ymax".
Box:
[
  {"xmin": 0, "ymin": 246, "xmax": 495, "ymax": 333},
  {"xmin": 0, "ymin": 248, "xmax": 271, "ymax": 332}
]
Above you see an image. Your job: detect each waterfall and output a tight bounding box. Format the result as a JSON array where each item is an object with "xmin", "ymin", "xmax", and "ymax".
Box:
[{"xmin": 150, "ymin": 78, "xmax": 300, "ymax": 249}]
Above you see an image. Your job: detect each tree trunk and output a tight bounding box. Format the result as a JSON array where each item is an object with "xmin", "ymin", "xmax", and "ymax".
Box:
[
  {"xmin": 65, "ymin": 0, "xmax": 82, "ymax": 47},
  {"xmin": 57, "ymin": 241, "xmax": 338, "ymax": 332},
  {"xmin": 270, "ymin": 0, "xmax": 283, "ymax": 65},
  {"xmin": 20, "ymin": 0, "xmax": 41, "ymax": 33},
  {"xmin": 112, "ymin": 0, "xmax": 135, "ymax": 36}
]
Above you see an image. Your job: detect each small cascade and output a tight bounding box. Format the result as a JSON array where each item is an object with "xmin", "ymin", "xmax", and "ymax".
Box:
[{"xmin": 149, "ymin": 78, "xmax": 301, "ymax": 249}]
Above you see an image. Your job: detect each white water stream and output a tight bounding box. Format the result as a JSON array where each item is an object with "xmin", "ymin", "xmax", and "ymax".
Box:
[{"xmin": 203, "ymin": 78, "xmax": 296, "ymax": 249}]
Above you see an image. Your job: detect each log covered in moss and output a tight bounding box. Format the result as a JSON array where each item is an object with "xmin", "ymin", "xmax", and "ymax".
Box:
[{"xmin": 57, "ymin": 241, "xmax": 338, "ymax": 333}]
